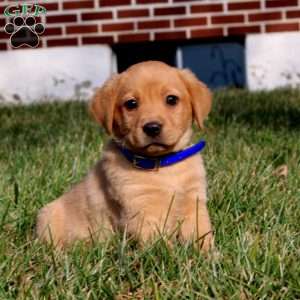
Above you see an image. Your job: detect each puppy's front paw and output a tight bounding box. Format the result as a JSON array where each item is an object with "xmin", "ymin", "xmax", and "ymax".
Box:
[
  {"xmin": 195, "ymin": 230, "xmax": 214, "ymax": 252},
  {"xmin": 179, "ymin": 200, "xmax": 213, "ymax": 252}
]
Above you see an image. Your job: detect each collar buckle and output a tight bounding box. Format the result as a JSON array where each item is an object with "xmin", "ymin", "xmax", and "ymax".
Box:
[{"xmin": 132, "ymin": 155, "xmax": 160, "ymax": 171}]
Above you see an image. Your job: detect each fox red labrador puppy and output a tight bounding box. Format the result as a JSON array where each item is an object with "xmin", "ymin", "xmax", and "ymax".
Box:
[{"xmin": 37, "ymin": 61, "xmax": 213, "ymax": 251}]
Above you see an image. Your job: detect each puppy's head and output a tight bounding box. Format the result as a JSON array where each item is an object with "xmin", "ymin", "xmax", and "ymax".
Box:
[{"xmin": 90, "ymin": 61, "xmax": 212, "ymax": 156}]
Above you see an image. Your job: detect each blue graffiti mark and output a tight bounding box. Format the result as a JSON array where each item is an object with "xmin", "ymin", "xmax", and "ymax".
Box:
[{"xmin": 209, "ymin": 45, "xmax": 243, "ymax": 88}]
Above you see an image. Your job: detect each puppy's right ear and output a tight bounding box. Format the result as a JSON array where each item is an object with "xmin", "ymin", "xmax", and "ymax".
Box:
[{"xmin": 89, "ymin": 75, "xmax": 120, "ymax": 135}]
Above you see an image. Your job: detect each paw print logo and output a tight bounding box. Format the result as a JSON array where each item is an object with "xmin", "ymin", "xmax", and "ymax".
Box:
[{"xmin": 4, "ymin": 16, "xmax": 45, "ymax": 48}]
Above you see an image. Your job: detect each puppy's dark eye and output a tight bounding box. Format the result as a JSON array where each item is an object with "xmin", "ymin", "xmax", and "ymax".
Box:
[
  {"xmin": 124, "ymin": 99, "xmax": 138, "ymax": 110},
  {"xmin": 166, "ymin": 95, "xmax": 179, "ymax": 106}
]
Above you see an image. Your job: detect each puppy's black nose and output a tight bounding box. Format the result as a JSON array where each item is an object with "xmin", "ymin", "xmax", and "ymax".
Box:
[{"xmin": 143, "ymin": 122, "xmax": 162, "ymax": 137}]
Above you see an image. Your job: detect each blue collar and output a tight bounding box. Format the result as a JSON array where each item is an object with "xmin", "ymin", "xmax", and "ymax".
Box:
[{"xmin": 116, "ymin": 139, "xmax": 206, "ymax": 170}]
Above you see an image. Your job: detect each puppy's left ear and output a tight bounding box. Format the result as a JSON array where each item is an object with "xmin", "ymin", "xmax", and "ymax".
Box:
[
  {"xmin": 178, "ymin": 69, "xmax": 212, "ymax": 129},
  {"xmin": 89, "ymin": 74, "xmax": 120, "ymax": 135}
]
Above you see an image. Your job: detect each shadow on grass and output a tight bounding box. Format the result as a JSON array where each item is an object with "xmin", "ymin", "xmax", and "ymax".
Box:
[{"xmin": 0, "ymin": 101, "xmax": 103, "ymax": 151}]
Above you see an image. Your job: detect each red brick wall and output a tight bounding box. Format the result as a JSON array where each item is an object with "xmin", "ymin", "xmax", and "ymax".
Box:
[{"xmin": 0, "ymin": 0, "xmax": 300, "ymax": 50}]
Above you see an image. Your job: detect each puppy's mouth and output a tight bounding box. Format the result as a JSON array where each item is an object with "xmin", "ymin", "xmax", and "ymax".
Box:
[
  {"xmin": 122, "ymin": 137, "xmax": 177, "ymax": 156},
  {"xmin": 140, "ymin": 142, "xmax": 174, "ymax": 155},
  {"xmin": 143, "ymin": 142, "xmax": 169, "ymax": 150}
]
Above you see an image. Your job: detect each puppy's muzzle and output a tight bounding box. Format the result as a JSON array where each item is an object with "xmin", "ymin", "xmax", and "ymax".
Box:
[{"xmin": 143, "ymin": 122, "xmax": 162, "ymax": 137}]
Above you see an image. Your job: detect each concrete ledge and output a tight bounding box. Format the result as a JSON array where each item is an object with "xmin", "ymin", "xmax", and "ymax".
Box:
[
  {"xmin": 247, "ymin": 32, "xmax": 300, "ymax": 90},
  {"xmin": 0, "ymin": 45, "xmax": 114, "ymax": 104}
]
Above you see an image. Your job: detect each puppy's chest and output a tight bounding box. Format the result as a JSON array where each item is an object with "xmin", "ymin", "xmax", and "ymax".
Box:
[{"xmin": 102, "ymin": 151, "xmax": 206, "ymax": 203}]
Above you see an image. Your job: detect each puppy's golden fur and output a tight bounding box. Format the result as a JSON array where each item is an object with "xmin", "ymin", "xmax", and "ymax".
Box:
[{"xmin": 37, "ymin": 61, "xmax": 213, "ymax": 250}]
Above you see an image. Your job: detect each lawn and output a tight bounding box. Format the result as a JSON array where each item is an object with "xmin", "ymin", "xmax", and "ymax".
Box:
[{"xmin": 0, "ymin": 89, "xmax": 299, "ymax": 299}]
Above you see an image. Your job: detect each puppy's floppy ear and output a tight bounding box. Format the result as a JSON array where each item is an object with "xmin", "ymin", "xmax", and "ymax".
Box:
[
  {"xmin": 89, "ymin": 74, "xmax": 120, "ymax": 135},
  {"xmin": 178, "ymin": 69, "xmax": 212, "ymax": 129}
]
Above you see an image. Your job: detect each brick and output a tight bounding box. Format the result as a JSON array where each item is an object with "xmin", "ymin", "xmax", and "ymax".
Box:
[
  {"xmin": 0, "ymin": 43, "xmax": 7, "ymax": 50},
  {"xmin": 286, "ymin": 10, "xmax": 300, "ymax": 18},
  {"xmin": 228, "ymin": 25, "xmax": 261, "ymax": 35},
  {"xmin": 137, "ymin": 0, "xmax": 167, "ymax": 3},
  {"xmin": 34, "ymin": 17, "xmax": 42, "ymax": 24},
  {"xmin": 100, "ymin": 0, "xmax": 131, "ymax": 6},
  {"xmin": 266, "ymin": 0, "xmax": 298, "ymax": 8},
  {"xmin": 191, "ymin": 28, "xmax": 224, "ymax": 38},
  {"xmin": 212, "ymin": 15, "xmax": 244, "ymax": 24},
  {"xmin": 38, "ymin": 40, "xmax": 44, "ymax": 48},
  {"xmin": 154, "ymin": 6, "xmax": 185, "ymax": 16},
  {"xmin": 102, "ymin": 22, "xmax": 134, "ymax": 32},
  {"xmin": 118, "ymin": 9, "xmax": 149, "ymax": 18},
  {"xmin": 43, "ymin": 27, "xmax": 62, "ymax": 36},
  {"xmin": 82, "ymin": 12, "xmax": 113, "ymax": 21},
  {"xmin": 138, "ymin": 20, "xmax": 170, "ymax": 29},
  {"xmin": 47, "ymin": 38, "xmax": 78, "ymax": 47},
  {"xmin": 118, "ymin": 33, "xmax": 150, "ymax": 43},
  {"xmin": 191, "ymin": 4, "xmax": 223, "ymax": 13},
  {"xmin": 228, "ymin": 1, "xmax": 260, "ymax": 10},
  {"xmin": 63, "ymin": 1, "xmax": 94, "ymax": 9},
  {"xmin": 67, "ymin": 25, "xmax": 98, "ymax": 34},
  {"xmin": 43, "ymin": 3, "xmax": 59, "ymax": 11},
  {"xmin": 82, "ymin": 36, "xmax": 114, "ymax": 44},
  {"xmin": 249, "ymin": 12, "xmax": 282, "ymax": 22},
  {"xmin": 0, "ymin": 31, "xmax": 8, "ymax": 39},
  {"xmin": 47, "ymin": 14, "xmax": 77, "ymax": 24},
  {"xmin": 266, "ymin": 22, "xmax": 299, "ymax": 32},
  {"xmin": 174, "ymin": 17, "xmax": 206, "ymax": 27},
  {"xmin": 155, "ymin": 31, "xmax": 186, "ymax": 41},
  {"xmin": 0, "ymin": 6, "xmax": 5, "ymax": 15},
  {"xmin": 0, "ymin": 18, "xmax": 5, "ymax": 27}
]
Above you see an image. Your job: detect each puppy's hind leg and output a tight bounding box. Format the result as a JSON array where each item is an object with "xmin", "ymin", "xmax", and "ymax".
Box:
[
  {"xmin": 36, "ymin": 189, "xmax": 93, "ymax": 247},
  {"xmin": 36, "ymin": 199, "xmax": 66, "ymax": 247}
]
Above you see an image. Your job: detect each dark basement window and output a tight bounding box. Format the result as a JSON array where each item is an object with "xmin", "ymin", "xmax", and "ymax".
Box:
[
  {"xmin": 112, "ymin": 37, "xmax": 246, "ymax": 89},
  {"xmin": 112, "ymin": 42, "xmax": 178, "ymax": 73}
]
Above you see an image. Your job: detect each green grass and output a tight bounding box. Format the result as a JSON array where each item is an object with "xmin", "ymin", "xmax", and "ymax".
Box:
[{"xmin": 0, "ymin": 89, "xmax": 300, "ymax": 299}]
